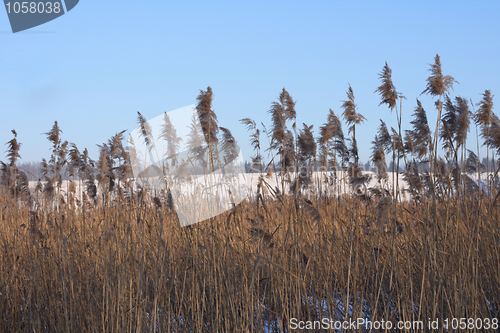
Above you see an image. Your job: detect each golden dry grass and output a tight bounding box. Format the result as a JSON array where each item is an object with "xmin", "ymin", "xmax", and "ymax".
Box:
[{"xmin": 0, "ymin": 186, "xmax": 498, "ymax": 332}]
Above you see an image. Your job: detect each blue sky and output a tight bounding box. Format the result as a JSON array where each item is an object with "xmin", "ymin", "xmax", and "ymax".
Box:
[{"xmin": 1, "ymin": 1, "xmax": 499, "ymax": 166}]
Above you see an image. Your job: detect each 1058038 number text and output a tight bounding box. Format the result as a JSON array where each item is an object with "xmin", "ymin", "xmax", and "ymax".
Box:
[{"xmin": 5, "ymin": 2, "xmax": 61, "ymax": 14}]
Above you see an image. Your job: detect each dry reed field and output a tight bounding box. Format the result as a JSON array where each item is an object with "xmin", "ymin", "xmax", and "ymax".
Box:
[{"xmin": 1, "ymin": 55, "xmax": 499, "ymax": 332}]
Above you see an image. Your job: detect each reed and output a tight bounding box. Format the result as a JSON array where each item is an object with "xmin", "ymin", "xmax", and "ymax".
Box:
[{"xmin": 0, "ymin": 58, "xmax": 498, "ymax": 332}]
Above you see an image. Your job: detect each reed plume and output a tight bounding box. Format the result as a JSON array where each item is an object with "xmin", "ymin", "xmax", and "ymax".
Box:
[
  {"xmin": 465, "ymin": 149, "xmax": 485, "ymax": 174},
  {"xmin": 318, "ymin": 109, "xmax": 344, "ymax": 172},
  {"xmin": 371, "ymin": 135, "xmax": 387, "ymax": 182},
  {"xmin": 187, "ymin": 113, "xmax": 207, "ymax": 170},
  {"xmin": 341, "ymin": 84, "xmax": 365, "ymax": 138},
  {"xmin": 408, "ymin": 99, "xmax": 432, "ymax": 160},
  {"xmin": 485, "ymin": 115, "xmax": 500, "ymax": 156},
  {"xmin": 474, "ymin": 90, "xmax": 495, "ymax": 142},
  {"xmin": 291, "ymin": 124, "xmax": 316, "ymax": 193},
  {"xmin": 297, "ymin": 123, "xmax": 316, "ymax": 165},
  {"xmin": 375, "ymin": 62, "xmax": 406, "ymax": 206},
  {"xmin": 454, "ymin": 97, "xmax": 471, "ymax": 149},
  {"xmin": 160, "ymin": 112, "xmax": 182, "ymax": 168},
  {"xmin": 196, "ymin": 87, "xmax": 219, "ymax": 172},
  {"xmin": 422, "ymin": 54, "xmax": 457, "ymax": 193},
  {"xmin": 68, "ymin": 143, "xmax": 82, "ymax": 178},
  {"xmin": 440, "ymin": 96, "xmax": 470, "ymax": 155},
  {"xmin": 317, "ymin": 134, "xmax": 330, "ymax": 175},
  {"xmin": 403, "ymin": 160, "xmax": 424, "ymax": 200},
  {"xmin": 375, "ymin": 62, "xmax": 397, "ymax": 111},
  {"xmin": 93, "ymin": 132, "xmax": 130, "ymax": 198},
  {"xmin": 80, "ymin": 148, "xmax": 96, "ymax": 199},
  {"xmin": 440, "ymin": 95, "xmax": 457, "ymax": 155},
  {"xmin": 0, "ymin": 130, "xmax": 29, "ymax": 198},
  {"xmin": 42, "ymin": 121, "xmax": 68, "ymax": 196},
  {"xmin": 474, "ymin": 90, "xmax": 495, "ymax": 177},
  {"xmin": 422, "ymin": 54, "xmax": 457, "ymax": 98},
  {"xmin": 240, "ymin": 118, "xmax": 262, "ymax": 172},
  {"xmin": 107, "ymin": 130, "xmax": 131, "ymax": 183},
  {"xmin": 196, "ymin": 86, "xmax": 219, "ymax": 144},
  {"xmin": 219, "ymin": 127, "xmax": 239, "ymax": 165},
  {"xmin": 370, "ymin": 120, "xmax": 392, "ymax": 183},
  {"xmin": 137, "ymin": 111, "xmax": 155, "ymax": 152},
  {"xmin": 391, "ymin": 128, "xmax": 405, "ymax": 160},
  {"xmin": 335, "ymin": 138, "xmax": 349, "ymax": 169},
  {"xmin": 108, "ymin": 130, "xmax": 126, "ymax": 161},
  {"xmin": 5, "ymin": 129, "xmax": 21, "ymax": 167},
  {"xmin": 377, "ymin": 120, "xmax": 392, "ymax": 153},
  {"xmin": 403, "ymin": 132, "xmax": 414, "ymax": 156},
  {"xmin": 268, "ymin": 88, "xmax": 296, "ymax": 168},
  {"xmin": 341, "ymin": 84, "xmax": 365, "ymax": 166},
  {"xmin": 96, "ymin": 143, "xmax": 113, "ymax": 194},
  {"xmin": 267, "ymin": 88, "xmax": 297, "ymax": 193},
  {"xmin": 67, "ymin": 144, "xmax": 96, "ymax": 199}
]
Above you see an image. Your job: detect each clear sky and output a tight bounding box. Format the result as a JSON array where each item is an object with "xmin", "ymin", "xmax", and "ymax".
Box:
[{"xmin": 1, "ymin": 1, "xmax": 499, "ymax": 166}]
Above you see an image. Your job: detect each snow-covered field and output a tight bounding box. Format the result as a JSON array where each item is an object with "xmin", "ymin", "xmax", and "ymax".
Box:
[
  {"xmin": 28, "ymin": 170, "xmax": 490, "ymax": 200},
  {"xmin": 27, "ymin": 171, "xmax": 406, "ymax": 196}
]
